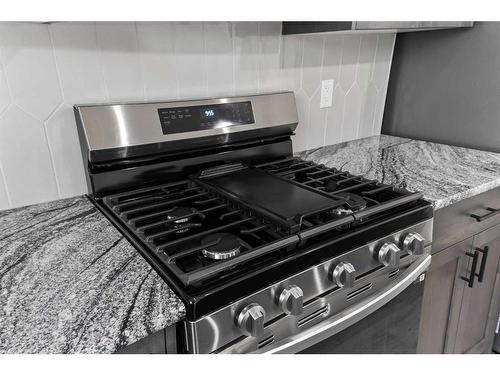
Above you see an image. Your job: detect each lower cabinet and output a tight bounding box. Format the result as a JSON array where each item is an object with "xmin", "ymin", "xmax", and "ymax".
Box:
[
  {"xmin": 450, "ymin": 226, "xmax": 500, "ymax": 353},
  {"xmin": 418, "ymin": 223, "xmax": 500, "ymax": 353}
]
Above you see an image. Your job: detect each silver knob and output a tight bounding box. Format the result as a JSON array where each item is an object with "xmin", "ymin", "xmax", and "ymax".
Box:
[
  {"xmin": 278, "ymin": 285, "xmax": 304, "ymax": 316},
  {"xmin": 402, "ymin": 232, "xmax": 425, "ymax": 255},
  {"xmin": 378, "ymin": 242, "xmax": 401, "ymax": 266},
  {"xmin": 236, "ymin": 303, "xmax": 266, "ymax": 338},
  {"xmin": 330, "ymin": 261, "xmax": 356, "ymax": 288}
]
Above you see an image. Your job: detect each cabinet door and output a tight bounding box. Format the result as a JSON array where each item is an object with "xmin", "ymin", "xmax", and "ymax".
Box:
[
  {"xmin": 417, "ymin": 238, "xmax": 472, "ymax": 353},
  {"xmin": 451, "ymin": 225, "xmax": 500, "ymax": 353}
]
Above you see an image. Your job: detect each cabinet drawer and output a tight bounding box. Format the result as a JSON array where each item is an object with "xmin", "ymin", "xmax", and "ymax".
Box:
[{"xmin": 433, "ymin": 187, "xmax": 500, "ymax": 253}]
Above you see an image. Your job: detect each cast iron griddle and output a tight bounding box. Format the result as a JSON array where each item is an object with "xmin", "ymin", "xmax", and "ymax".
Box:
[{"xmin": 195, "ymin": 167, "xmax": 339, "ymax": 230}]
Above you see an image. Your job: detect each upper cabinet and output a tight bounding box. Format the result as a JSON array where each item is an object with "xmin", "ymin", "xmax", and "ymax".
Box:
[{"xmin": 282, "ymin": 22, "xmax": 474, "ymax": 35}]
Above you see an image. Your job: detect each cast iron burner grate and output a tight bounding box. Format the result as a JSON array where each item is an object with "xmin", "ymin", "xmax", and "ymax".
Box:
[
  {"xmin": 101, "ymin": 158, "xmax": 422, "ymax": 288},
  {"xmin": 254, "ymin": 157, "xmax": 422, "ymax": 224},
  {"xmin": 103, "ymin": 179, "xmax": 302, "ymax": 286}
]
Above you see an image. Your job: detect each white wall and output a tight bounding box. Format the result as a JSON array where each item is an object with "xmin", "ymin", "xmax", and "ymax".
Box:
[{"xmin": 0, "ymin": 22, "xmax": 395, "ymax": 210}]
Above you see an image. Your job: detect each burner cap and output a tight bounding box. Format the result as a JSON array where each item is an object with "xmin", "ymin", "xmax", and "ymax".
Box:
[
  {"xmin": 166, "ymin": 206, "xmax": 197, "ymax": 224},
  {"xmin": 332, "ymin": 192, "xmax": 367, "ymax": 216},
  {"xmin": 201, "ymin": 233, "xmax": 242, "ymax": 260}
]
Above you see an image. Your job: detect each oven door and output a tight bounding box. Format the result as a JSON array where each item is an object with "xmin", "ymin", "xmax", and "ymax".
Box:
[{"xmin": 254, "ymin": 255, "xmax": 431, "ymax": 354}]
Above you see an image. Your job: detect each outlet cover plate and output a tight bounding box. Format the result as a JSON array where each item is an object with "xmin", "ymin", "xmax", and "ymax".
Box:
[{"xmin": 320, "ymin": 79, "xmax": 334, "ymax": 108}]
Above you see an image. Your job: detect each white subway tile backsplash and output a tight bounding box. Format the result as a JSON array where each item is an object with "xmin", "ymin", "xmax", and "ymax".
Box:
[
  {"xmin": 0, "ymin": 60, "xmax": 10, "ymax": 116},
  {"xmin": 0, "ymin": 106, "xmax": 58, "ymax": 208},
  {"xmin": 0, "ymin": 163, "xmax": 10, "ymax": 210},
  {"xmin": 258, "ymin": 22, "xmax": 283, "ymax": 92},
  {"xmin": 338, "ymin": 35, "xmax": 361, "ymax": 92},
  {"xmin": 203, "ymin": 22, "xmax": 234, "ymax": 97},
  {"xmin": 308, "ymin": 89, "xmax": 328, "ymax": 149},
  {"xmin": 324, "ymin": 84, "xmax": 345, "ymax": 146},
  {"xmin": 0, "ymin": 23, "xmax": 62, "ymax": 121},
  {"xmin": 342, "ymin": 84, "xmax": 363, "ymax": 142},
  {"xmin": 293, "ymin": 89, "xmax": 311, "ymax": 152},
  {"xmin": 321, "ymin": 35, "xmax": 343, "ymax": 82},
  {"xmin": 233, "ymin": 23, "xmax": 260, "ymax": 95},
  {"xmin": 44, "ymin": 106, "xmax": 87, "ymax": 199},
  {"xmin": 0, "ymin": 22, "xmax": 395, "ymax": 209},
  {"xmin": 356, "ymin": 34, "xmax": 378, "ymax": 89},
  {"xmin": 372, "ymin": 33, "xmax": 395, "ymax": 90},
  {"xmin": 135, "ymin": 22, "xmax": 178, "ymax": 100},
  {"xmin": 281, "ymin": 35, "xmax": 303, "ymax": 91},
  {"xmin": 49, "ymin": 22, "xmax": 107, "ymax": 104},
  {"xmin": 174, "ymin": 23, "xmax": 206, "ymax": 98},
  {"xmin": 301, "ymin": 35, "xmax": 324, "ymax": 97},
  {"xmin": 359, "ymin": 84, "xmax": 378, "ymax": 137},
  {"xmin": 95, "ymin": 23, "xmax": 143, "ymax": 101}
]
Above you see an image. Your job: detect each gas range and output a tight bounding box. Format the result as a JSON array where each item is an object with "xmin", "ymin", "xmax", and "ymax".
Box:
[{"xmin": 74, "ymin": 92, "xmax": 433, "ymax": 353}]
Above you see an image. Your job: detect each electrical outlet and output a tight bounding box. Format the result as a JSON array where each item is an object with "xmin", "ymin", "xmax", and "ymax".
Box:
[{"xmin": 320, "ymin": 79, "xmax": 334, "ymax": 108}]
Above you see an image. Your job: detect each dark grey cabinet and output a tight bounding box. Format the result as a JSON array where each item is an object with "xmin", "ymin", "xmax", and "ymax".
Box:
[
  {"xmin": 418, "ymin": 187, "xmax": 500, "ymax": 353},
  {"xmin": 282, "ymin": 22, "xmax": 473, "ymax": 35},
  {"xmin": 417, "ymin": 238, "xmax": 472, "ymax": 353},
  {"xmin": 450, "ymin": 226, "xmax": 500, "ymax": 353}
]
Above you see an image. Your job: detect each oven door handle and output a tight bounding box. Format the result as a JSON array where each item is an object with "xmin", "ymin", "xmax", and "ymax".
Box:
[{"xmin": 255, "ymin": 254, "xmax": 432, "ymax": 354}]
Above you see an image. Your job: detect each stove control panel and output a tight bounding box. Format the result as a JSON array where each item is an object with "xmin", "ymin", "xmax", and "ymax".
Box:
[{"xmin": 158, "ymin": 101, "xmax": 254, "ymax": 135}]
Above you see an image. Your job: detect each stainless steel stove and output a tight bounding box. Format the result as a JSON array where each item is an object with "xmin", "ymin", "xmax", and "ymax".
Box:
[{"xmin": 74, "ymin": 92, "xmax": 433, "ymax": 354}]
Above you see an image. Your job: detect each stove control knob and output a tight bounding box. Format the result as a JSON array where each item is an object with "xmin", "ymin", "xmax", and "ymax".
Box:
[
  {"xmin": 236, "ymin": 303, "xmax": 266, "ymax": 338},
  {"xmin": 330, "ymin": 262, "xmax": 356, "ymax": 288},
  {"xmin": 378, "ymin": 242, "xmax": 401, "ymax": 266},
  {"xmin": 402, "ymin": 232, "xmax": 426, "ymax": 255},
  {"xmin": 278, "ymin": 285, "xmax": 304, "ymax": 316}
]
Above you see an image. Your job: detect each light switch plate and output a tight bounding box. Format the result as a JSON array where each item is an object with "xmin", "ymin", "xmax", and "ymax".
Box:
[{"xmin": 320, "ymin": 79, "xmax": 334, "ymax": 108}]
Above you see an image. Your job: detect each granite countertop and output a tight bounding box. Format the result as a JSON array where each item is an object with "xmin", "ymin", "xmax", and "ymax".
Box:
[
  {"xmin": 0, "ymin": 196, "xmax": 185, "ymax": 354},
  {"xmin": 297, "ymin": 135, "xmax": 500, "ymax": 210},
  {"xmin": 2, "ymin": 134, "xmax": 499, "ymax": 354}
]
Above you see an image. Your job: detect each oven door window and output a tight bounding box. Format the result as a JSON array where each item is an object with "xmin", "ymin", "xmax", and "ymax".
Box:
[{"xmin": 300, "ymin": 278, "xmax": 425, "ymax": 354}]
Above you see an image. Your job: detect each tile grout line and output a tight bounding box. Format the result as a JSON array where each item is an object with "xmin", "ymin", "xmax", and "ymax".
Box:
[
  {"xmin": 202, "ymin": 22, "xmax": 209, "ymax": 98},
  {"xmin": 354, "ymin": 35, "xmax": 367, "ymax": 140},
  {"xmin": 319, "ymin": 35, "xmax": 329, "ymax": 147},
  {"xmin": 375, "ymin": 33, "xmax": 396, "ymax": 135},
  {"xmin": 369, "ymin": 35, "xmax": 381, "ymax": 135},
  {"xmin": 231, "ymin": 22, "xmax": 236, "ymax": 96},
  {"xmin": 133, "ymin": 22, "xmax": 147, "ymax": 101},
  {"xmin": 0, "ymin": 49, "xmax": 13, "ymax": 118},
  {"xmin": 0, "ymin": 159, "xmax": 13, "ymax": 208},
  {"xmin": 338, "ymin": 35, "xmax": 348, "ymax": 142},
  {"xmin": 257, "ymin": 22, "xmax": 262, "ymax": 94},
  {"xmin": 44, "ymin": 24, "xmax": 65, "ymax": 198},
  {"xmin": 94, "ymin": 22, "xmax": 110, "ymax": 101}
]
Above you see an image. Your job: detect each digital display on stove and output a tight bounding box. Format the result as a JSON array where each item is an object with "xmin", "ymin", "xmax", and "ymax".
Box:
[
  {"xmin": 158, "ymin": 101, "xmax": 254, "ymax": 135},
  {"xmin": 202, "ymin": 109, "xmax": 216, "ymax": 118}
]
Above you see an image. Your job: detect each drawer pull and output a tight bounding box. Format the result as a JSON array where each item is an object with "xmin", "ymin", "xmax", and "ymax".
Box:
[
  {"xmin": 470, "ymin": 207, "xmax": 500, "ymax": 222},
  {"xmin": 475, "ymin": 246, "xmax": 489, "ymax": 283},
  {"xmin": 461, "ymin": 250, "xmax": 479, "ymax": 288}
]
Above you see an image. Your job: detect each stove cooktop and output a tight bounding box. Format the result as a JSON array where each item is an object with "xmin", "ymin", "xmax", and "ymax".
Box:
[{"xmin": 99, "ymin": 157, "xmax": 427, "ymax": 295}]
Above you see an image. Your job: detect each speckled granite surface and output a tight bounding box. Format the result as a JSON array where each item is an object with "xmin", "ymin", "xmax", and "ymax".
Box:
[
  {"xmin": 0, "ymin": 196, "xmax": 185, "ymax": 354},
  {"xmin": 2, "ymin": 135, "xmax": 499, "ymax": 354},
  {"xmin": 297, "ymin": 135, "xmax": 500, "ymax": 210}
]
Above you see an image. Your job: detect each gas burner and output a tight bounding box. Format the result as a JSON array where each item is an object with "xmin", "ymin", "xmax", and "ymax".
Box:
[
  {"xmin": 331, "ymin": 192, "xmax": 367, "ymax": 216},
  {"xmin": 201, "ymin": 233, "xmax": 242, "ymax": 260},
  {"xmin": 166, "ymin": 206, "xmax": 202, "ymax": 234},
  {"xmin": 166, "ymin": 206, "xmax": 198, "ymax": 223}
]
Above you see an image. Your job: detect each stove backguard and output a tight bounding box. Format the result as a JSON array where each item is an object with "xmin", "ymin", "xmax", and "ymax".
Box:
[{"xmin": 74, "ymin": 92, "xmax": 298, "ymax": 198}]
